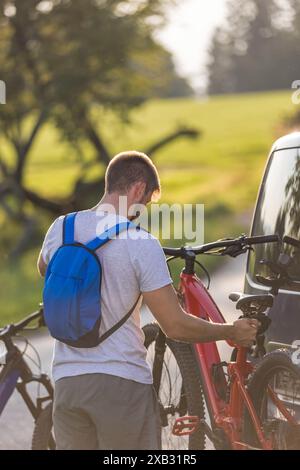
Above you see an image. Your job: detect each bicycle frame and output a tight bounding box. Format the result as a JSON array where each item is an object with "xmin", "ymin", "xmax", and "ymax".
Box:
[
  {"xmin": 179, "ymin": 271, "xmax": 275, "ymax": 450},
  {"xmin": 0, "ymin": 345, "xmax": 53, "ymax": 420}
]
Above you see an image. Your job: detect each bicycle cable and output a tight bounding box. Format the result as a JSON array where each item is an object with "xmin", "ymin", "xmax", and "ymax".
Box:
[
  {"xmin": 17, "ymin": 334, "xmax": 43, "ymax": 398},
  {"xmin": 194, "ymin": 259, "xmax": 211, "ymax": 290},
  {"xmin": 166, "ymin": 255, "xmax": 211, "ymax": 289},
  {"xmin": 14, "ymin": 335, "xmax": 29, "ymax": 358},
  {"xmin": 23, "ymin": 341, "xmax": 42, "ymax": 373}
]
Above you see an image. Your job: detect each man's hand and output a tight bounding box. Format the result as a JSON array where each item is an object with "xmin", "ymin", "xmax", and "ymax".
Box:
[
  {"xmin": 143, "ymin": 284, "xmax": 260, "ymax": 344},
  {"xmin": 231, "ymin": 318, "xmax": 259, "ymax": 347}
]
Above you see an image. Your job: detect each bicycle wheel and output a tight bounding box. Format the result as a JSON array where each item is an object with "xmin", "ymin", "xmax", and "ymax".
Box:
[
  {"xmin": 143, "ymin": 322, "xmax": 206, "ymax": 450},
  {"xmin": 243, "ymin": 349, "xmax": 300, "ymax": 449},
  {"xmin": 32, "ymin": 403, "xmax": 55, "ymax": 450}
]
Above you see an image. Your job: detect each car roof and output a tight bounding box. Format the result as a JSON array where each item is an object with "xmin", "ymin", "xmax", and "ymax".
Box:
[{"xmin": 271, "ymin": 131, "xmax": 300, "ymax": 152}]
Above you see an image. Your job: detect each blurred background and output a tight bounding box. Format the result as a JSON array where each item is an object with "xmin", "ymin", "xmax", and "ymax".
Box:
[{"xmin": 0, "ymin": 0, "xmax": 300, "ymax": 325}]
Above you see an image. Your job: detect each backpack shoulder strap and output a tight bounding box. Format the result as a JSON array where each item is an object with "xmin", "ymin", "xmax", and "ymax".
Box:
[
  {"xmin": 86, "ymin": 221, "xmax": 136, "ymax": 252},
  {"xmin": 63, "ymin": 212, "xmax": 77, "ymax": 244},
  {"xmin": 97, "ymin": 295, "xmax": 141, "ymax": 346}
]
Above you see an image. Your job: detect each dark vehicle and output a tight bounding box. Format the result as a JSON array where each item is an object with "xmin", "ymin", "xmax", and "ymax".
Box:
[{"xmin": 245, "ymin": 132, "xmax": 300, "ymax": 347}]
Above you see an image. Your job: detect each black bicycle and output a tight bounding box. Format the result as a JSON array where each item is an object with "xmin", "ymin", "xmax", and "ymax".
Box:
[{"xmin": 0, "ymin": 306, "xmax": 54, "ymax": 449}]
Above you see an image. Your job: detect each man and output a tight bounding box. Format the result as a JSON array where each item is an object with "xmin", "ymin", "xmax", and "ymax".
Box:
[{"xmin": 38, "ymin": 151, "xmax": 258, "ymax": 450}]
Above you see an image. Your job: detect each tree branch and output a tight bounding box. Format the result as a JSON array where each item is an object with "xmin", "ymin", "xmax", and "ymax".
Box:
[
  {"xmin": 9, "ymin": 214, "xmax": 38, "ymax": 260},
  {"xmin": 14, "ymin": 110, "xmax": 47, "ymax": 183},
  {"xmin": 144, "ymin": 127, "xmax": 201, "ymax": 157},
  {"xmin": 82, "ymin": 116, "xmax": 111, "ymax": 166},
  {"xmin": 0, "ymin": 157, "xmax": 9, "ymax": 178},
  {"xmin": 22, "ymin": 187, "xmax": 72, "ymax": 215}
]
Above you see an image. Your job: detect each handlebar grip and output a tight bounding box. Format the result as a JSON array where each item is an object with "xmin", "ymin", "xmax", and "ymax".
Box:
[
  {"xmin": 246, "ymin": 234, "xmax": 279, "ymax": 245},
  {"xmin": 283, "ymin": 236, "xmax": 300, "ymax": 249}
]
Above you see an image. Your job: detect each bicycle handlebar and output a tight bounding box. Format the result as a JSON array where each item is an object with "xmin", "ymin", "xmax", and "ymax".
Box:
[
  {"xmin": 0, "ymin": 307, "xmax": 44, "ymax": 339},
  {"xmin": 0, "ymin": 234, "xmax": 281, "ymax": 338},
  {"xmin": 163, "ymin": 234, "xmax": 279, "ymax": 258},
  {"xmin": 14, "ymin": 308, "xmax": 44, "ymax": 331},
  {"xmin": 283, "ymin": 235, "xmax": 300, "ymax": 249}
]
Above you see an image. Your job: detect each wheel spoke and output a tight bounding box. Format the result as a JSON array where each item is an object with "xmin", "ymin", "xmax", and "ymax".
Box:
[{"xmin": 146, "ymin": 337, "xmax": 196, "ymax": 449}]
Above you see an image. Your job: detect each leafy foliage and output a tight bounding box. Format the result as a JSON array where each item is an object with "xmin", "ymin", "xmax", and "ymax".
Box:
[{"xmin": 207, "ymin": 0, "xmax": 300, "ymax": 94}]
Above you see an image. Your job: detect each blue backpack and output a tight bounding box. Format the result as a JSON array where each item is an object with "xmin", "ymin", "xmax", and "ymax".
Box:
[{"xmin": 43, "ymin": 212, "xmax": 139, "ymax": 348}]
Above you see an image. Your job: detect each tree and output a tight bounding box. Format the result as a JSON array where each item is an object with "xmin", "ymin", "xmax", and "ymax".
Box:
[
  {"xmin": 0, "ymin": 0, "xmax": 199, "ymax": 257},
  {"xmin": 207, "ymin": 0, "xmax": 300, "ymax": 94}
]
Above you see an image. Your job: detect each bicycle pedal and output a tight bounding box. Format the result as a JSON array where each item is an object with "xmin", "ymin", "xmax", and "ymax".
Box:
[{"xmin": 172, "ymin": 416, "xmax": 200, "ymax": 436}]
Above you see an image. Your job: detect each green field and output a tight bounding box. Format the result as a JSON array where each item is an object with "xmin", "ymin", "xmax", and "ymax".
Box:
[{"xmin": 0, "ymin": 90, "xmax": 296, "ymax": 325}]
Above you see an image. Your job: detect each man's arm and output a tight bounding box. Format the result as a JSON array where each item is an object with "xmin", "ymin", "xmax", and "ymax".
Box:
[
  {"xmin": 37, "ymin": 251, "xmax": 47, "ymax": 277},
  {"xmin": 37, "ymin": 216, "xmax": 62, "ymax": 277},
  {"xmin": 143, "ymin": 284, "xmax": 258, "ymax": 347}
]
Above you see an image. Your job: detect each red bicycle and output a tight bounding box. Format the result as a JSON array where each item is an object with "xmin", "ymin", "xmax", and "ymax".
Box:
[{"xmin": 143, "ymin": 234, "xmax": 300, "ymax": 450}]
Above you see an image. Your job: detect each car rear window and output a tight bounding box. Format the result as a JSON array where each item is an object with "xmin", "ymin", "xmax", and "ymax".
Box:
[{"xmin": 248, "ymin": 147, "xmax": 300, "ymax": 291}]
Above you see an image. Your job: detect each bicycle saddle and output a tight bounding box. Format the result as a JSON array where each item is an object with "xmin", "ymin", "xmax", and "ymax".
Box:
[{"xmin": 229, "ymin": 292, "xmax": 274, "ymax": 311}]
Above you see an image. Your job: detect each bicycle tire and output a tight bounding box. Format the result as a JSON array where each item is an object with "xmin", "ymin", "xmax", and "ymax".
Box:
[
  {"xmin": 31, "ymin": 324, "xmax": 206, "ymax": 450},
  {"xmin": 143, "ymin": 322, "xmax": 206, "ymax": 450},
  {"xmin": 32, "ymin": 402, "xmax": 55, "ymax": 450},
  {"xmin": 243, "ymin": 349, "xmax": 300, "ymax": 449}
]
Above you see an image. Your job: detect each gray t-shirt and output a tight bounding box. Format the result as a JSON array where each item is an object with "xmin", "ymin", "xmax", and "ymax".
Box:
[{"xmin": 41, "ymin": 209, "xmax": 172, "ymax": 384}]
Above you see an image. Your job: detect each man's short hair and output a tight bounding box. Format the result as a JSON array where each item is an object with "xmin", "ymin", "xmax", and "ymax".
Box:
[{"xmin": 105, "ymin": 151, "xmax": 161, "ymax": 199}]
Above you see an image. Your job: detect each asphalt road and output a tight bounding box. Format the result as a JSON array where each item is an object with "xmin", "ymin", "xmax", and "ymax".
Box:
[{"xmin": 0, "ymin": 254, "xmax": 247, "ymax": 450}]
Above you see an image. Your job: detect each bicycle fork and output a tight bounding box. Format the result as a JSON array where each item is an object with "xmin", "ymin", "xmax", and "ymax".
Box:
[{"xmin": 152, "ymin": 329, "xmax": 169, "ymax": 426}]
